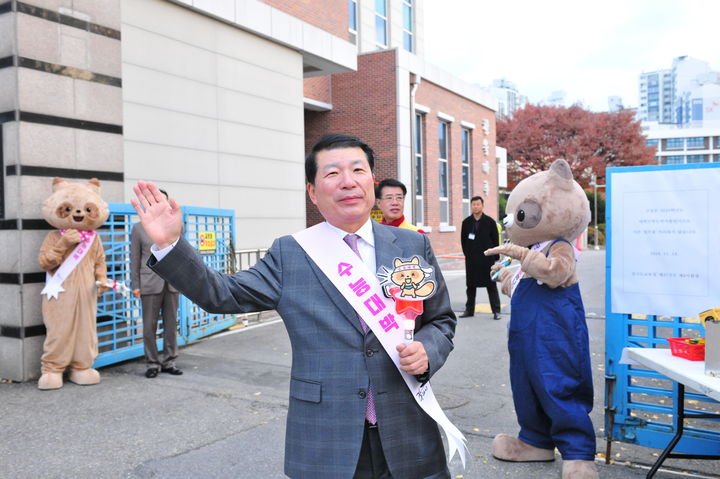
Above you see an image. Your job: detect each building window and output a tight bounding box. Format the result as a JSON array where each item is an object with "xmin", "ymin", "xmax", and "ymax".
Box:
[
  {"xmin": 645, "ymin": 138, "xmax": 659, "ymax": 148},
  {"xmin": 663, "ymin": 138, "xmax": 684, "ymax": 150},
  {"xmin": 438, "ymin": 121, "xmax": 450, "ymax": 225},
  {"xmin": 414, "ymin": 112, "xmax": 424, "ymax": 225},
  {"xmin": 715, "ymin": 137, "xmax": 720, "ymax": 149},
  {"xmin": 461, "ymin": 128, "xmax": 471, "ymax": 218},
  {"xmin": 686, "ymin": 137, "xmax": 705, "ymax": 149},
  {"xmin": 686, "ymin": 154, "xmax": 706, "ymax": 163},
  {"xmin": 402, "ymin": 0, "xmax": 413, "ymax": 52},
  {"xmin": 662, "ymin": 155, "xmax": 684, "ymax": 165},
  {"xmin": 348, "ymin": 0, "xmax": 358, "ymax": 44},
  {"xmin": 375, "ymin": 0, "xmax": 388, "ymax": 48}
]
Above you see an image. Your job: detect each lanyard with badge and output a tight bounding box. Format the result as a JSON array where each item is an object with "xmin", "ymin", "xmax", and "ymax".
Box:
[{"xmin": 467, "ymin": 220, "xmax": 478, "ymax": 241}]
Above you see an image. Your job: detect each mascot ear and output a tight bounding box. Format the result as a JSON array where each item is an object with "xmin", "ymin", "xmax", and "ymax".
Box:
[
  {"xmin": 52, "ymin": 177, "xmax": 67, "ymax": 192},
  {"xmin": 549, "ymin": 159, "xmax": 574, "ymax": 191},
  {"xmin": 411, "ymin": 256, "xmax": 420, "ymax": 265},
  {"xmin": 87, "ymin": 178, "xmax": 101, "ymax": 193},
  {"xmin": 394, "ymin": 258, "xmax": 402, "ymax": 268}
]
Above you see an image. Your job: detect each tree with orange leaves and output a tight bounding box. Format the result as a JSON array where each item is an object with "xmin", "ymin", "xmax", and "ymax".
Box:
[{"xmin": 497, "ymin": 105, "xmax": 655, "ymax": 189}]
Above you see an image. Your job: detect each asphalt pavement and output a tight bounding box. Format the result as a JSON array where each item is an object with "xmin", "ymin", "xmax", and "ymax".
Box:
[{"xmin": 1, "ymin": 248, "xmax": 718, "ymax": 479}]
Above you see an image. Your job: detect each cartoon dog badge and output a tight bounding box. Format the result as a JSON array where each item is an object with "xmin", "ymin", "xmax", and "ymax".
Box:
[{"xmin": 377, "ymin": 256, "xmax": 437, "ymax": 343}]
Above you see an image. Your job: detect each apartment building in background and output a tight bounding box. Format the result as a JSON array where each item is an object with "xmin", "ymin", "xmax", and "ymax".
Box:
[
  {"xmin": 639, "ymin": 55, "xmax": 720, "ymax": 126},
  {"xmin": 0, "ymin": 0, "xmax": 497, "ymax": 380},
  {"xmin": 487, "ymin": 78, "xmax": 527, "ymax": 119}
]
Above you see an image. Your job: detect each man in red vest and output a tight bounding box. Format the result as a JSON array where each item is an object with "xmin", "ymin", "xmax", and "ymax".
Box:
[{"xmin": 376, "ymin": 179, "xmax": 425, "ymax": 233}]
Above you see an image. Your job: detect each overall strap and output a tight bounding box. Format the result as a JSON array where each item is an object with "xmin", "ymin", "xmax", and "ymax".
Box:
[{"xmin": 545, "ymin": 238, "xmax": 572, "ymax": 257}]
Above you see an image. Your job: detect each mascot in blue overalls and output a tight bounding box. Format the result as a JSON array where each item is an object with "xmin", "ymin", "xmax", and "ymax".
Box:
[{"xmin": 485, "ymin": 159, "xmax": 597, "ymax": 479}]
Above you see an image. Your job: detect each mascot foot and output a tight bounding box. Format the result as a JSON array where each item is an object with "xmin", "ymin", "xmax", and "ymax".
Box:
[
  {"xmin": 491, "ymin": 434, "xmax": 555, "ymax": 462},
  {"xmin": 68, "ymin": 368, "xmax": 100, "ymax": 386},
  {"xmin": 38, "ymin": 372, "xmax": 63, "ymax": 390},
  {"xmin": 562, "ymin": 460, "xmax": 598, "ymax": 479}
]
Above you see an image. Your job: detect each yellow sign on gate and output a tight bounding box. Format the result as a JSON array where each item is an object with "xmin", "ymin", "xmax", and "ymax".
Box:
[{"xmin": 198, "ymin": 231, "xmax": 217, "ymax": 254}]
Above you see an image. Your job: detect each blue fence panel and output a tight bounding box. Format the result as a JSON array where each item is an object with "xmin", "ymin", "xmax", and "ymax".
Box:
[
  {"xmin": 94, "ymin": 203, "xmax": 236, "ymax": 367},
  {"xmin": 180, "ymin": 206, "xmax": 237, "ymax": 342},
  {"xmin": 605, "ymin": 163, "xmax": 720, "ymax": 455},
  {"xmin": 95, "ymin": 203, "xmax": 144, "ymax": 367}
]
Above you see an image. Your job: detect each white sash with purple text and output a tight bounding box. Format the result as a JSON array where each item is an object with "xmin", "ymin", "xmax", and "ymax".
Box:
[
  {"xmin": 41, "ymin": 230, "xmax": 96, "ymax": 300},
  {"xmin": 293, "ymin": 222, "xmax": 468, "ymax": 467}
]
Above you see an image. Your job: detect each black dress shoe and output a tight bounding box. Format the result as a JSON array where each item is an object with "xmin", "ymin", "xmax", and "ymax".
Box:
[
  {"xmin": 493, "ymin": 313, "xmax": 500, "ymax": 320},
  {"xmin": 161, "ymin": 366, "xmax": 183, "ymax": 375},
  {"xmin": 145, "ymin": 368, "xmax": 159, "ymax": 378},
  {"xmin": 458, "ymin": 311, "xmax": 474, "ymax": 318}
]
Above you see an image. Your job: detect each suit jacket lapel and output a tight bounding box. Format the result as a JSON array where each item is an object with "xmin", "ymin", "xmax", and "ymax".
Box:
[{"xmin": 373, "ymin": 221, "xmax": 403, "ymax": 276}]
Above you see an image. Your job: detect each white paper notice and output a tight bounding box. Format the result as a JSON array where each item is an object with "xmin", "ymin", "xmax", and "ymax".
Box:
[{"xmin": 610, "ymin": 166, "xmax": 720, "ymax": 317}]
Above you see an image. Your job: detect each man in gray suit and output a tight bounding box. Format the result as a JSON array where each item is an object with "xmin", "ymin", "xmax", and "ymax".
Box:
[
  {"xmin": 130, "ymin": 189, "xmax": 182, "ymax": 379},
  {"xmin": 131, "ymin": 134, "xmax": 457, "ymax": 479}
]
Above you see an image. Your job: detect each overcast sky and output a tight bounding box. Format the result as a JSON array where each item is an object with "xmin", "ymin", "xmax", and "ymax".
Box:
[{"xmin": 422, "ymin": 0, "xmax": 720, "ymax": 112}]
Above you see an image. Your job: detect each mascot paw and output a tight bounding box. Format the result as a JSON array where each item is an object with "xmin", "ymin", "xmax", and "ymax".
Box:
[
  {"xmin": 68, "ymin": 368, "xmax": 100, "ymax": 385},
  {"xmin": 562, "ymin": 460, "xmax": 598, "ymax": 479},
  {"xmin": 38, "ymin": 372, "xmax": 63, "ymax": 390},
  {"xmin": 491, "ymin": 434, "xmax": 555, "ymax": 462}
]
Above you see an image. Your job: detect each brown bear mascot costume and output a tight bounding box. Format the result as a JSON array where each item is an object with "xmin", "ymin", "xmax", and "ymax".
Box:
[
  {"xmin": 485, "ymin": 159, "xmax": 597, "ymax": 479},
  {"xmin": 38, "ymin": 178, "xmax": 110, "ymax": 390}
]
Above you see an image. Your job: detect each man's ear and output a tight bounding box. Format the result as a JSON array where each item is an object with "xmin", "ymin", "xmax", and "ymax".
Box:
[{"xmin": 307, "ymin": 182, "xmax": 317, "ymax": 206}]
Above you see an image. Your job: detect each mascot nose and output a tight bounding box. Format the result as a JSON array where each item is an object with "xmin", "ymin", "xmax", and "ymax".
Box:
[{"xmin": 503, "ymin": 213, "xmax": 514, "ymax": 228}]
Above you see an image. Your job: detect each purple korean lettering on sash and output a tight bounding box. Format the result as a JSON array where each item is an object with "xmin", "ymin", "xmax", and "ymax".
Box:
[
  {"xmin": 349, "ymin": 277, "xmax": 371, "ymax": 296},
  {"xmin": 338, "ymin": 262, "xmax": 353, "ymax": 277},
  {"xmin": 363, "ymin": 293, "xmax": 386, "ymax": 316},
  {"xmin": 379, "ymin": 313, "xmax": 399, "ymax": 332}
]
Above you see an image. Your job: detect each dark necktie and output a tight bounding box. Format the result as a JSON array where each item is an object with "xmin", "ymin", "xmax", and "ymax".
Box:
[{"xmin": 343, "ymin": 233, "xmax": 377, "ymax": 424}]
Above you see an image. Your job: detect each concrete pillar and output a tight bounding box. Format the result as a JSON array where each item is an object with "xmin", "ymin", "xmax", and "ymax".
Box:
[{"xmin": 0, "ymin": 0, "xmax": 123, "ymax": 381}]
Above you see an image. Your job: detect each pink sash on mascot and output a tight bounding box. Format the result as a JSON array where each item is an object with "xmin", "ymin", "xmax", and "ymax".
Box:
[
  {"xmin": 293, "ymin": 222, "xmax": 468, "ymax": 467},
  {"xmin": 41, "ymin": 230, "xmax": 96, "ymax": 300}
]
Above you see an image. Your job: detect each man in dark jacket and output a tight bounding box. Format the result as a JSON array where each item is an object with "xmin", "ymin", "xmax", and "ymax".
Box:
[{"xmin": 460, "ymin": 196, "xmax": 501, "ymax": 319}]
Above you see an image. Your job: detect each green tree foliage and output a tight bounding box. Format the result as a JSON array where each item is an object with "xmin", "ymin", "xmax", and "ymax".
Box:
[{"xmin": 497, "ymin": 105, "xmax": 656, "ymax": 188}]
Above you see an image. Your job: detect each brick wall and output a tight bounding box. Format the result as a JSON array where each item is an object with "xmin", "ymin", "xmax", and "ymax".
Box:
[
  {"xmin": 304, "ymin": 76, "xmax": 332, "ymax": 105},
  {"xmin": 415, "ymin": 82, "xmax": 498, "ymax": 254},
  {"xmin": 304, "ymin": 49, "xmax": 399, "ymax": 226},
  {"xmin": 261, "ymin": 0, "xmax": 349, "ymax": 41}
]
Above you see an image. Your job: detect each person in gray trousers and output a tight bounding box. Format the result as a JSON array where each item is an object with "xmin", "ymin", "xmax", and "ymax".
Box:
[{"xmin": 130, "ymin": 189, "xmax": 182, "ymax": 379}]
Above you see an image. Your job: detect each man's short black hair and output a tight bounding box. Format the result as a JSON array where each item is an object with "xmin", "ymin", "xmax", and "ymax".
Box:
[
  {"xmin": 376, "ymin": 178, "xmax": 407, "ymax": 198},
  {"xmin": 470, "ymin": 195, "xmax": 484, "ymax": 204},
  {"xmin": 305, "ymin": 133, "xmax": 375, "ymax": 185}
]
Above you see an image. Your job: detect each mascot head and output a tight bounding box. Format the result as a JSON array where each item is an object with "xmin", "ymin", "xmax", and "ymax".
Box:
[
  {"xmin": 42, "ymin": 177, "xmax": 109, "ymax": 230},
  {"xmin": 503, "ymin": 159, "xmax": 590, "ymax": 247}
]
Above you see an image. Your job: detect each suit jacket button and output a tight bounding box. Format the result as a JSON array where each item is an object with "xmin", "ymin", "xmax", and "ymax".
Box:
[
  {"xmin": 358, "ymin": 391, "xmax": 367, "ymax": 399},
  {"xmin": 366, "ymin": 349, "xmax": 374, "ymax": 357}
]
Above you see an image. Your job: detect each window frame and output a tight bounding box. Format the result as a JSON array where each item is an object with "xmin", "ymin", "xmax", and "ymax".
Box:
[
  {"xmin": 348, "ymin": 0, "xmax": 358, "ymax": 44},
  {"xmin": 402, "ymin": 0, "xmax": 413, "ymax": 52},
  {"xmin": 414, "ymin": 112, "xmax": 425, "ymax": 226},
  {"xmin": 461, "ymin": 128, "xmax": 471, "ymax": 218},
  {"xmin": 438, "ymin": 120, "xmax": 450, "ymax": 226},
  {"xmin": 375, "ymin": 0, "xmax": 389, "ymax": 48}
]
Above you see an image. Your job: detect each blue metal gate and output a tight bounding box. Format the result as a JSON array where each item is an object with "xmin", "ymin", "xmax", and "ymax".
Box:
[
  {"xmin": 605, "ymin": 163, "xmax": 720, "ymax": 455},
  {"xmin": 180, "ymin": 206, "xmax": 237, "ymax": 342},
  {"xmin": 94, "ymin": 203, "xmax": 236, "ymax": 368}
]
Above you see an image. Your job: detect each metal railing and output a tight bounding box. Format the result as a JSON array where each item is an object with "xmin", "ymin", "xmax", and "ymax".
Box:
[{"xmin": 231, "ymin": 247, "xmax": 273, "ymax": 324}]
